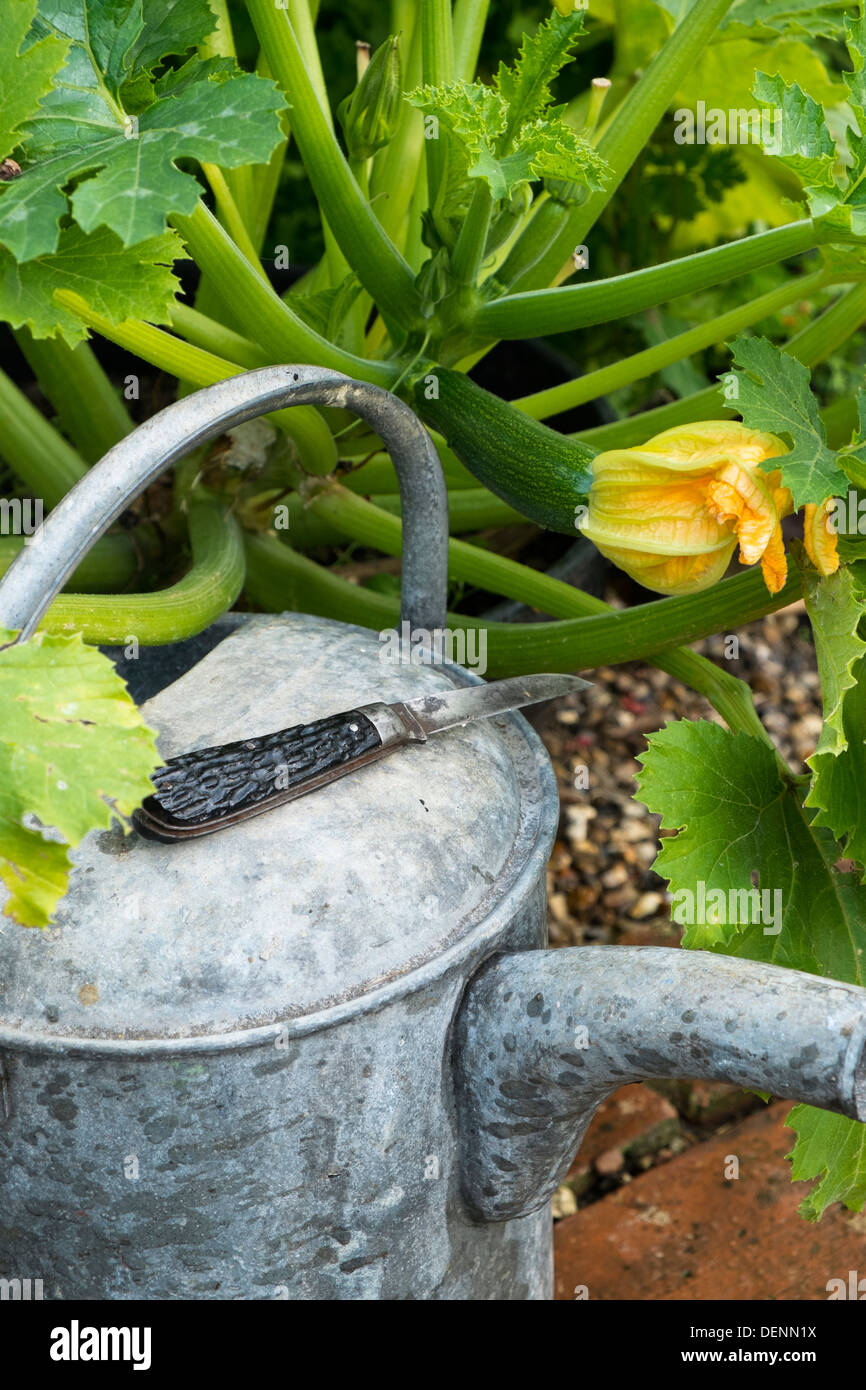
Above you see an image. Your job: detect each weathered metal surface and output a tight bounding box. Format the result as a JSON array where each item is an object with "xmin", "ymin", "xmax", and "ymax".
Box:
[
  {"xmin": 455, "ymin": 945, "xmax": 866, "ymax": 1222},
  {"xmin": 0, "ymin": 615, "xmax": 560, "ymax": 1298}
]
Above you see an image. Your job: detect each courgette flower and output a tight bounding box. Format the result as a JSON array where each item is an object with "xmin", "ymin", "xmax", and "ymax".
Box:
[
  {"xmin": 580, "ymin": 422, "xmax": 794, "ymax": 596},
  {"xmin": 803, "ymin": 498, "xmax": 840, "ymax": 577}
]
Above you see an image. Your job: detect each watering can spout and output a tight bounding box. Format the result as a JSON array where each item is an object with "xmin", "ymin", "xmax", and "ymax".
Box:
[{"xmin": 455, "ymin": 945, "xmax": 866, "ymax": 1222}]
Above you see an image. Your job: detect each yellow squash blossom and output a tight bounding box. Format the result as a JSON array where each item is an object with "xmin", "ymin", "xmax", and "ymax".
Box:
[
  {"xmin": 803, "ymin": 498, "xmax": 840, "ymax": 577},
  {"xmin": 580, "ymin": 421, "xmax": 795, "ymax": 596}
]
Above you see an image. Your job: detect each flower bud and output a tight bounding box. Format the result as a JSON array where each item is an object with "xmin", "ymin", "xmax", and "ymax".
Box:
[
  {"xmin": 580, "ymin": 421, "xmax": 792, "ymax": 595},
  {"xmin": 338, "ymin": 35, "xmax": 403, "ymax": 162}
]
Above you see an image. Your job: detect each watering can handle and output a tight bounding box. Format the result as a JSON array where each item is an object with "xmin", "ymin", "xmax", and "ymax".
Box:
[{"xmin": 0, "ymin": 366, "xmax": 449, "ymax": 642}]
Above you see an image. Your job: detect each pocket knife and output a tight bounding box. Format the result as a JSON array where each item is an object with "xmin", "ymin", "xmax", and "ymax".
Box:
[{"xmin": 133, "ymin": 673, "xmax": 589, "ymax": 842}]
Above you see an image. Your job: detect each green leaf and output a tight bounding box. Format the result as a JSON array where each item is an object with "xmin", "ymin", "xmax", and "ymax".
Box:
[
  {"xmin": 727, "ymin": 335, "xmax": 848, "ymax": 507},
  {"xmin": 407, "ymin": 10, "xmax": 608, "ymax": 210},
  {"xmin": 286, "ymin": 274, "xmax": 364, "ymax": 349},
  {"xmin": 805, "ymin": 651, "xmax": 866, "ymax": 874},
  {"xmin": 496, "ymin": 9, "xmax": 587, "ymax": 143},
  {"xmin": 635, "ymin": 718, "xmax": 866, "ymax": 976},
  {"xmin": 0, "ymin": 627, "xmax": 160, "ymax": 927},
  {"xmin": 408, "ymin": 82, "xmax": 608, "ymax": 205},
  {"xmin": 802, "ymin": 552, "xmax": 866, "ymax": 875},
  {"xmin": 636, "ymin": 717, "xmax": 866, "ymax": 1218},
  {"xmin": 787, "ymin": 1106, "xmax": 866, "ymax": 1219},
  {"xmin": 0, "ymin": 0, "xmax": 69, "ymax": 161},
  {"xmin": 752, "ymin": 15, "xmax": 866, "ymax": 237},
  {"xmin": 724, "ymin": 0, "xmax": 855, "ymax": 40},
  {"xmin": 0, "ymin": 3, "xmax": 285, "ymax": 262},
  {"xmin": 802, "ymin": 559, "xmax": 866, "ymax": 761},
  {"xmin": 0, "ymin": 222, "xmax": 184, "ymax": 344},
  {"xmin": 752, "ymin": 70, "xmax": 837, "ymax": 191}
]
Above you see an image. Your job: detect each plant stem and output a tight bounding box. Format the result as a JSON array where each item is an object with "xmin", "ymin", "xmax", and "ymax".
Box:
[
  {"xmin": 54, "ymin": 290, "xmax": 338, "ymax": 477},
  {"xmin": 15, "ymin": 331, "xmax": 133, "ymax": 463},
  {"xmin": 453, "ymin": 0, "xmax": 490, "ymax": 81},
  {"xmin": 575, "ymin": 281, "xmax": 866, "ymax": 450},
  {"xmin": 500, "ymin": 0, "xmax": 738, "ymax": 293},
  {"xmin": 514, "ymin": 268, "xmax": 829, "ymax": 419},
  {"xmin": 247, "ymin": 0, "xmax": 424, "ymax": 328},
  {"xmin": 171, "ymin": 202, "xmax": 397, "ymax": 386},
  {"xmin": 169, "ymin": 302, "xmax": 271, "ymax": 369},
  {"xmin": 200, "ymin": 163, "xmax": 265, "ymax": 270},
  {"xmin": 473, "ymin": 221, "xmax": 819, "ymax": 338},
  {"xmin": 305, "ymin": 480, "xmax": 801, "ymax": 658},
  {"xmin": 0, "ymin": 531, "xmax": 137, "ymax": 592},
  {"xmin": 420, "ymin": 0, "xmax": 454, "ymax": 212},
  {"xmin": 371, "ymin": 17, "xmax": 426, "ymax": 250},
  {"xmin": 451, "ymin": 183, "xmax": 494, "ymax": 286},
  {"xmin": 0, "ymin": 367, "xmax": 87, "ymax": 507},
  {"xmin": 36, "ymin": 502, "xmax": 245, "ymax": 645},
  {"xmin": 373, "ymin": 486, "xmax": 523, "ymax": 530},
  {"xmin": 244, "ymin": 527, "xmax": 787, "ymax": 747}
]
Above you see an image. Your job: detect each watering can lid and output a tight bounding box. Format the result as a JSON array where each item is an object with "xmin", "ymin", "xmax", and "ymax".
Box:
[{"xmin": 0, "ymin": 615, "xmax": 557, "ymax": 1052}]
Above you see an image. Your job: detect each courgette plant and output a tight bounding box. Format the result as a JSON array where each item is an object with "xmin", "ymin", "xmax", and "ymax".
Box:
[{"xmin": 3, "ymin": 0, "xmax": 866, "ymax": 1219}]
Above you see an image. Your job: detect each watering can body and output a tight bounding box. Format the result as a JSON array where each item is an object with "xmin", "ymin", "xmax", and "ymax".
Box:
[
  {"xmin": 2, "ymin": 366, "xmax": 866, "ymax": 1301},
  {"xmin": 0, "ymin": 612, "xmax": 556, "ymax": 1299}
]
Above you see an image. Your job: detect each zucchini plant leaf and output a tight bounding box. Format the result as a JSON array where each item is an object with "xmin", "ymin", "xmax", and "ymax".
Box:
[
  {"xmin": 786, "ymin": 1106, "xmax": 866, "ymax": 1219},
  {"xmin": 753, "ymin": 11, "xmax": 866, "ymax": 236},
  {"xmin": 801, "ymin": 547, "xmax": 866, "ymax": 876},
  {"xmin": 724, "ymin": 0, "xmax": 854, "ymax": 40},
  {"xmin": 0, "ymin": 224, "xmax": 185, "ymax": 344},
  {"xmin": 1, "ymin": 0, "xmax": 69, "ymax": 161},
  {"xmin": 496, "ymin": 8, "xmax": 587, "ymax": 141},
  {"xmin": 802, "ymin": 559, "xmax": 866, "ymax": 762},
  {"xmin": 636, "ymin": 717, "xmax": 866, "ymax": 1217},
  {"xmin": 0, "ymin": 627, "xmax": 161, "ymax": 928},
  {"xmin": 726, "ymin": 336, "xmax": 849, "ymax": 507},
  {"xmin": 407, "ymin": 10, "xmax": 609, "ymax": 209},
  {"xmin": 636, "ymin": 718, "xmax": 866, "ymax": 976},
  {"xmin": 0, "ymin": 2, "xmax": 285, "ymax": 262}
]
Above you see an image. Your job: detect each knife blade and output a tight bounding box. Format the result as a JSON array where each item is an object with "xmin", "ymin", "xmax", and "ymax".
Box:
[{"xmin": 133, "ymin": 673, "xmax": 590, "ymax": 843}]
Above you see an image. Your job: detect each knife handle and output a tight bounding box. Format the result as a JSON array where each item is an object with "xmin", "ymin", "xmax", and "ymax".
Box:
[{"xmin": 132, "ymin": 701, "xmax": 427, "ymax": 842}]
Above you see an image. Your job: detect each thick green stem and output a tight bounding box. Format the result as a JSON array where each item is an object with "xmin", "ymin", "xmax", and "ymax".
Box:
[
  {"xmin": 244, "ymin": 526, "xmax": 789, "ymax": 746},
  {"xmin": 451, "ymin": 183, "xmax": 494, "ymax": 286},
  {"xmin": 36, "ymin": 502, "xmax": 245, "ymax": 645},
  {"xmin": 171, "ymin": 202, "xmax": 397, "ymax": 386},
  {"xmin": 54, "ymin": 290, "xmax": 338, "ymax": 477},
  {"xmin": 501, "ymin": 0, "xmax": 737, "ymax": 293},
  {"xmin": 14, "ymin": 331, "xmax": 133, "ymax": 463},
  {"xmin": 420, "ymin": 0, "xmax": 454, "ymax": 213},
  {"xmin": 247, "ymin": 0, "xmax": 424, "ymax": 329},
  {"xmin": 200, "ymin": 163, "xmax": 265, "ymax": 271},
  {"xmin": 514, "ymin": 268, "xmax": 829, "ymax": 420},
  {"xmin": 305, "ymin": 481, "xmax": 802, "ymax": 656},
  {"xmin": 0, "ymin": 367, "xmax": 87, "ymax": 507},
  {"xmin": 371, "ymin": 19, "xmax": 425, "ymax": 251},
  {"xmin": 452, "ymin": 0, "xmax": 490, "ymax": 81},
  {"xmin": 0, "ymin": 531, "xmax": 137, "ymax": 592},
  {"xmin": 169, "ymin": 302, "xmax": 271, "ymax": 370},
  {"xmin": 474, "ymin": 221, "xmax": 819, "ymax": 338},
  {"xmin": 575, "ymin": 281, "xmax": 866, "ymax": 450}
]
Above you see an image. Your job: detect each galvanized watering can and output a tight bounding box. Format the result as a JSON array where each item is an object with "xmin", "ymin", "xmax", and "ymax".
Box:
[{"xmin": 1, "ymin": 367, "xmax": 865, "ymax": 1301}]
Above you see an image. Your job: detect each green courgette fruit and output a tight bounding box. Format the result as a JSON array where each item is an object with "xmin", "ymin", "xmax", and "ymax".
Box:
[{"xmin": 412, "ymin": 366, "xmax": 596, "ymax": 535}]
